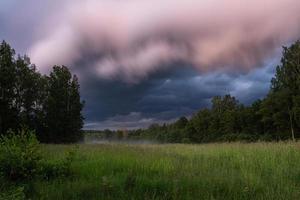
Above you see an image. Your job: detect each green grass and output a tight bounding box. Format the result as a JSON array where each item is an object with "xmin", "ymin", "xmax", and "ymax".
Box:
[{"xmin": 28, "ymin": 142, "xmax": 300, "ymax": 199}]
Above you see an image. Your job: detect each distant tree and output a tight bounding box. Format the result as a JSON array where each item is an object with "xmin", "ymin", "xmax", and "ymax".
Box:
[
  {"xmin": 212, "ymin": 95, "xmax": 238, "ymax": 113},
  {"xmin": 44, "ymin": 66, "xmax": 84, "ymax": 143},
  {"xmin": 239, "ymin": 100, "xmax": 263, "ymax": 136},
  {"xmin": 211, "ymin": 95, "xmax": 239, "ymax": 136},
  {"xmin": 116, "ymin": 130, "xmax": 124, "ymax": 139},
  {"xmin": 104, "ymin": 129, "xmax": 113, "ymax": 138},
  {"xmin": 183, "ymin": 121, "xmax": 197, "ymax": 143},
  {"xmin": 174, "ymin": 117, "xmax": 188, "ymax": 129},
  {"xmin": 190, "ymin": 109, "xmax": 212, "ymax": 142}
]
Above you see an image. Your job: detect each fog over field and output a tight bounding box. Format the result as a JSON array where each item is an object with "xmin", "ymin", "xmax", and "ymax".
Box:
[{"xmin": 84, "ymin": 139, "xmax": 158, "ymax": 145}]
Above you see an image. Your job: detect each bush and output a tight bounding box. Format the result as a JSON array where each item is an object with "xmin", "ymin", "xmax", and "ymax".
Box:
[
  {"xmin": 0, "ymin": 186, "xmax": 26, "ymax": 200},
  {"xmin": 0, "ymin": 129, "xmax": 41, "ymax": 181},
  {"xmin": 0, "ymin": 128, "xmax": 77, "ymax": 182}
]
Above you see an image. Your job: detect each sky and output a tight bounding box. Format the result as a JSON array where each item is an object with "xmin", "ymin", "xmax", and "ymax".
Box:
[{"xmin": 1, "ymin": 0, "xmax": 300, "ymax": 130}]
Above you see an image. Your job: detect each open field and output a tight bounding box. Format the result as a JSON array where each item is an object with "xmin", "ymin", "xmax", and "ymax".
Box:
[{"xmin": 26, "ymin": 142, "xmax": 300, "ymax": 199}]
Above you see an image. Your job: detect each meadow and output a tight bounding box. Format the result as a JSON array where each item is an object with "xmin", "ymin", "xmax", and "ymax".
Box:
[{"xmin": 23, "ymin": 142, "xmax": 300, "ymax": 200}]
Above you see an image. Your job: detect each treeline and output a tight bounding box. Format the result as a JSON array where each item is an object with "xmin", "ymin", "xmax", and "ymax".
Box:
[
  {"xmin": 2, "ymin": 39, "xmax": 299, "ymax": 144},
  {"xmin": 136, "ymin": 41, "xmax": 300, "ymax": 143},
  {"xmin": 0, "ymin": 41, "xmax": 84, "ymax": 143},
  {"xmin": 92, "ymin": 41, "xmax": 300, "ymax": 143}
]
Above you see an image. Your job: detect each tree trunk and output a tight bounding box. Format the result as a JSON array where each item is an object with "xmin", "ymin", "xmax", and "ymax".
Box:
[{"xmin": 288, "ymin": 107, "xmax": 295, "ymax": 141}]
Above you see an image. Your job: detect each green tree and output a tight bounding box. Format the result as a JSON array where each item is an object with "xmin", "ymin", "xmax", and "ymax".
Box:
[
  {"xmin": 0, "ymin": 41, "xmax": 84, "ymax": 143},
  {"xmin": 174, "ymin": 117, "xmax": 188, "ymax": 129},
  {"xmin": 15, "ymin": 55, "xmax": 46, "ymax": 129},
  {"xmin": 190, "ymin": 109, "xmax": 212, "ymax": 142},
  {"xmin": 45, "ymin": 66, "xmax": 84, "ymax": 143},
  {"xmin": 239, "ymin": 100, "xmax": 263, "ymax": 136},
  {"xmin": 211, "ymin": 95, "xmax": 240, "ymax": 136},
  {"xmin": 262, "ymin": 41, "xmax": 300, "ymax": 140},
  {"xmin": 0, "ymin": 41, "xmax": 18, "ymax": 134}
]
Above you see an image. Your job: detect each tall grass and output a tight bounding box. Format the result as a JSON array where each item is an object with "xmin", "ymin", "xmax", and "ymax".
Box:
[{"xmin": 30, "ymin": 142, "xmax": 300, "ymax": 199}]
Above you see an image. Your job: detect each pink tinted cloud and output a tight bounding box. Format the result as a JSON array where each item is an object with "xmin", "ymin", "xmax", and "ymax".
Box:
[{"xmin": 29, "ymin": 0, "xmax": 300, "ymax": 81}]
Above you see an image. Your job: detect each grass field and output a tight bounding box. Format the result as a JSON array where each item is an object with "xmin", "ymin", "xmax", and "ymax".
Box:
[{"xmin": 27, "ymin": 142, "xmax": 300, "ymax": 199}]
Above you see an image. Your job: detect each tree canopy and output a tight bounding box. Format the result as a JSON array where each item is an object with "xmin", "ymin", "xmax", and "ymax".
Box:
[{"xmin": 0, "ymin": 41, "xmax": 84, "ymax": 143}]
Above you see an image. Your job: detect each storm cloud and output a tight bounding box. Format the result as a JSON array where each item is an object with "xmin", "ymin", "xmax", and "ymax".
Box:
[
  {"xmin": 82, "ymin": 60, "xmax": 276, "ymax": 130},
  {"xmin": 0, "ymin": 0, "xmax": 296, "ymax": 129},
  {"xmin": 28, "ymin": 0, "xmax": 300, "ymax": 82}
]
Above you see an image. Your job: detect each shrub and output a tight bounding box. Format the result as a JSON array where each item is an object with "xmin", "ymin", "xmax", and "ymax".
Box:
[
  {"xmin": 0, "ymin": 128, "xmax": 77, "ymax": 182},
  {"xmin": 0, "ymin": 186, "xmax": 26, "ymax": 200},
  {"xmin": 0, "ymin": 129, "xmax": 41, "ymax": 181}
]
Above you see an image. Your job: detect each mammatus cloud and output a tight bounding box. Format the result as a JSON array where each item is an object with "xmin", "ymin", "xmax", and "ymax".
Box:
[{"xmin": 29, "ymin": 0, "xmax": 300, "ymax": 82}]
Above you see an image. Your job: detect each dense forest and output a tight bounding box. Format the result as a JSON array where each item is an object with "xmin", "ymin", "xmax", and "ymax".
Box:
[
  {"xmin": 87, "ymin": 41, "xmax": 300, "ymax": 143},
  {"xmin": 1, "ymin": 40, "xmax": 300, "ymax": 144},
  {"xmin": 0, "ymin": 41, "xmax": 84, "ymax": 143}
]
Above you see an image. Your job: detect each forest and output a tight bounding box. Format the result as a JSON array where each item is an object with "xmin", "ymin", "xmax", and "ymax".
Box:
[{"xmin": 1, "ymin": 40, "xmax": 300, "ymax": 144}]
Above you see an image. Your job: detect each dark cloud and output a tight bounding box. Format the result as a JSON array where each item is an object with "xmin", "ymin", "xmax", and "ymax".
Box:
[
  {"xmin": 82, "ymin": 60, "xmax": 276, "ymax": 129},
  {"xmin": 0, "ymin": 0, "xmax": 283, "ymax": 130}
]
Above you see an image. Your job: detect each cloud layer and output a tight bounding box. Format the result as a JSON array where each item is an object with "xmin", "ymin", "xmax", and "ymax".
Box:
[
  {"xmin": 82, "ymin": 60, "xmax": 276, "ymax": 129},
  {"xmin": 0, "ymin": 0, "xmax": 297, "ymax": 129},
  {"xmin": 29, "ymin": 0, "xmax": 300, "ymax": 82}
]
